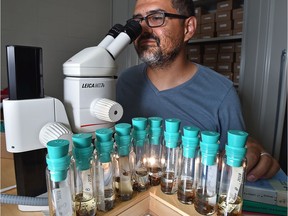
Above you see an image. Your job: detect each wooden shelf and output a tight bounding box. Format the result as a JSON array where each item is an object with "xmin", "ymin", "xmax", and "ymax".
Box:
[{"xmin": 189, "ymin": 35, "xmax": 242, "ymax": 43}]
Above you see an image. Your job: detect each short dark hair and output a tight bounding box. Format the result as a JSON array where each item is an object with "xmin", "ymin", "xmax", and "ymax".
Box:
[{"xmin": 171, "ymin": 0, "xmax": 195, "ymax": 17}]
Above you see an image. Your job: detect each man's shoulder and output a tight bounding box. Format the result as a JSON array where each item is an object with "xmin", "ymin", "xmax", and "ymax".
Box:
[
  {"xmin": 118, "ymin": 63, "xmax": 146, "ymax": 78},
  {"xmin": 196, "ymin": 64, "xmax": 234, "ymax": 89}
]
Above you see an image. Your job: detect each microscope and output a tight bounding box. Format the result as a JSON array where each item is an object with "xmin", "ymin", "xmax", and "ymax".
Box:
[
  {"xmin": 2, "ymin": 20, "xmax": 142, "ymax": 211},
  {"xmin": 63, "ymin": 20, "xmax": 141, "ymax": 134}
]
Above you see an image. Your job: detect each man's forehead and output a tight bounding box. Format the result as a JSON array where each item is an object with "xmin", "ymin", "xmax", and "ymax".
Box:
[{"xmin": 134, "ymin": 0, "xmax": 174, "ymax": 15}]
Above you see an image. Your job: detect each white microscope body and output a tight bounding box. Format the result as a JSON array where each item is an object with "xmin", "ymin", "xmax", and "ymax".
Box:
[
  {"xmin": 63, "ymin": 46, "xmax": 121, "ymax": 133},
  {"xmin": 63, "ymin": 20, "xmax": 141, "ymax": 134}
]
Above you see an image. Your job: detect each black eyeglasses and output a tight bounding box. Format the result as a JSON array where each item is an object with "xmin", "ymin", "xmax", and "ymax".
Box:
[{"xmin": 131, "ymin": 11, "xmax": 188, "ymax": 28}]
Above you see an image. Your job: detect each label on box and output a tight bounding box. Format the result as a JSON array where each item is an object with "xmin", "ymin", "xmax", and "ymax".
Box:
[
  {"xmin": 201, "ymin": 13, "xmax": 215, "ymax": 24},
  {"xmin": 220, "ymin": 43, "xmax": 235, "ymax": 52},
  {"xmin": 217, "ymin": 21, "xmax": 232, "ymax": 31},
  {"xmin": 218, "ymin": 53, "xmax": 234, "ymax": 62},
  {"xmin": 216, "ymin": 10, "xmax": 232, "ymax": 21},
  {"xmin": 233, "ymin": 8, "xmax": 244, "ymax": 19},
  {"xmin": 204, "ymin": 44, "xmax": 219, "ymax": 54},
  {"xmin": 217, "ymin": 30, "xmax": 233, "ymax": 37}
]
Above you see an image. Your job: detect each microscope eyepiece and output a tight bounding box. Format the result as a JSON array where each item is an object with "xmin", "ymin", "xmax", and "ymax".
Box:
[
  {"xmin": 107, "ymin": 24, "xmax": 124, "ymax": 38},
  {"xmin": 124, "ymin": 20, "xmax": 142, "ymax": 42}
]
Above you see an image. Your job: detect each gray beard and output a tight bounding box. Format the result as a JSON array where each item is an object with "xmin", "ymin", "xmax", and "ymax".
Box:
[{"xmin": 137, "ymin": 45, "xmax": 181, "ymax": 69}]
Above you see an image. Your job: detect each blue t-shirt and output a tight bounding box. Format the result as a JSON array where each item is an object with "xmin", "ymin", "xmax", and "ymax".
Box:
[{"xmin": 116, "ymin": 63, "xmax": 245, "ymax": 149}]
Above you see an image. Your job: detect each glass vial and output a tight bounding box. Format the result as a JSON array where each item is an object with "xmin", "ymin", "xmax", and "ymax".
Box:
[
  {"xmin": 161, "ymin": 118, "xmax": 181, "ymax": 195},
  {"xmin": 114, "ymin": 123, "xmax": 134, "ymax": 201},
  {"xmin": 217, "ymin": 130, "xmax": 248, "ymax": 216},
  {"xmin": 147, "ymin": 117, "xmax": 163, "ymax": 186},
  {"xmin": 177, "ymin": 126, "xmax": 200, "ymax": 205},
  {"xmin": 70, "ymin": 133, "xmax": 97, "ymax": 216},
  {"xmin": 194, "ymin": 131, "xmax": 220, "ymax": 215},
  {"xmin": 46, "ymin": 139, "xmax": 73, "ymax": 216},
  {"xmin": 131, "ymin": 117, "xmax": 150, "ymax": 192},
  {"xmin": 94, "ymin": 128, "xmax": 116, "ymax": 212}
]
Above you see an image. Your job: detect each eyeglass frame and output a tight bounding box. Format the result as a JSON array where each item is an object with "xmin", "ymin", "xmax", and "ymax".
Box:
[{"xmin": 130, "ymin": 11, "xmax": 189, "ymax": 28}]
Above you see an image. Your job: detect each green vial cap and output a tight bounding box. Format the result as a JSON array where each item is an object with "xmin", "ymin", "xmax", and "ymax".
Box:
[
  {"xmin": 132, "ymin": 117, "xmax": 147, "ymax": 131},
  {"xmin": 228, "ymin": 130, "xmax": 248, "ymax": 148},
  {"xmin": 117, "ymin": 145, "xmax": 130, "ymax": 157},
  {"xmin": 201, "ymin": 153, "xmax": 217, "ymax": 166},
  {"xmin": 149, "ymin": 134, "xmax": 162, "ymax": 145},
  {"xmin": 133, "ymin": 129, "xmax": 147, "ymax": 141},
  {"xmin": 46, "ymin": 154, "xmax": 71, "ymax": 182},
  {"xmin": 99, "ymin": 152, "xmax": 112, "ymax": 163},
  {"xmin": 95, "ymin": 128, "xmax": 113, "ymax": 142},
  {"xmin": 115, "ymin": 123, "xmax": 131, "ymax": 136},
  {"xmin": 183, "ymin": 126, "xmax": 200, "ymax": 138},
  {"xmin": 200, "ymin": 141, "xmax": 219, "ymax": 154},
  {"xmin": 115, "ymin": 134, "xmax": 131, "ymax": 146},
  {"xmin": 95, "ymin": 140, "xmax": 114, "ymax": 154},
  {"xmin": 201, "ymin": 131, "xmax": 220, "ymax": 144},
  {"xmin": 72, "ymin": 145, "xmax": 93, "ymax": 170},
  {"xmin": 225, "ymin": 144, "xmax": 247, "ymax": 167},
  {"xmin": 165, "ymin": 118, "xmax": 181, "ymax": 133},
  {"xmin": 164, "ymin": 131, "xmax": 180, "ymax": 148},
  {"xmin": 148, "ymin": 117, "xmax": 163, "ymax": 128},
  {"xmin": 149, "ymin": 127, "xmax": 162, "ymax": 138},
  {"xmin": 47, "ymin": 139, "xmax": 70, "ymax": 159},
  {"xmin": 72, "ymin": 133, "xmax": 92, "ymax": 148},
  {"xmin": 182, "ymin": 136, "xmax": 199, "ymax": 148},
  {"xmin": 183, "ymin": 146, "xmax": 197, "ymax": 158}
]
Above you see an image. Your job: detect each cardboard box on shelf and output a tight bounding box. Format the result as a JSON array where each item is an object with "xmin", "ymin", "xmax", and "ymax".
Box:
[
  {"xmin": 233, "ymin": 29, "xmax": 243, "ymax": 36},
  {"xmin": 218, "ymin": 52, "xmax": 234, "ymax": 62},
  {"xmin": 204, "ymin": 44, "xmax": 219, "ymax": 54},
  {"xmin": 200, "ymin": 23, "xmax": 216, "ymax": 33},
  {"xmin": 234, "ymin": 18, "xmax": 243, "ymax": 29},
  {"xmin": 233, "ymin": 7, "xmax": 244, "ymax": 19},
  {"xmin": 187, "ymin": 44, "xmax": 202, "ymax": 54},
  {"xmin": 216, "ymin": 20, "xmax": 233, "ymax": 31},
  {"xmin": 235, "ymin": 52, "xmax": 241, "ymax": 62},
  {"xmin": 201, "ymin": 13, "xmax": 215, "ymax": 24},
  {"xmin": 216, "ymin": 10, "xmax": 232, "ymax": 21},
  {"xmin": 233, "ymin": 72, "xmax": 240, "ymax": 83},
  {"xmin": 219, "ymin": 42, "xmax": 235, "ymax": 52},
  {"xmin": 233, "ymin": 62, "xmax": 240, "ymax": 73},
  {"xmin": 217, "ymin": 30, "xmax": 233, "ymax": 37},
  {"xmin": 217, "ymin": 62, "xmax": 233, "ymax": 72},
  {"xmin": 195, "ymin": 7, "xmax": 207, "ymax": 17},
  {"xmin": 188, "ymin": 54, "xmax": 202, "ymax": 63},
  {"xmin": 234, "ymin": 41, "xmax": 242, "ymax": 52},
  {"xmin": 217, "ymin": 0, "xmax": 241, "ymax": 11},
  {"xmin": 199, "ymin": 31, "xmax": 215, "ymax": 39},
  {"xmin": 203, "ymin": 53, "xmax": 218, "ymax": 63}
]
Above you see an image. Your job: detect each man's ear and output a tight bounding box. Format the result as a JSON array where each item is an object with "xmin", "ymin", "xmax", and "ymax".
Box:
[{"xmin": 184, "ymin": 16, "xmax": 197, "ymax": 42}]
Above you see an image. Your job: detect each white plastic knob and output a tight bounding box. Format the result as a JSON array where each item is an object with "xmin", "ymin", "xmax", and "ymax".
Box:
[
  {"xmin": 90, "ymin": 98, "xmax": 123, "ymax": 122},
  {"xmin": 39, "ymin": 122, "xmax": 73, "ymax": 149}
]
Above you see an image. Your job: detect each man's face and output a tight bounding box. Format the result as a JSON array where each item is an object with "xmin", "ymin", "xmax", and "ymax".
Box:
[{"xmin": 133, "ymin": 0, "xmax": 186, "ymax": 67}]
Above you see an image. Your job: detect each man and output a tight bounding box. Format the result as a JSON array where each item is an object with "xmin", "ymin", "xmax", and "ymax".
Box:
[{"xmin": 116, "ymin": 0, "xmax": 280, "ymax": 181}]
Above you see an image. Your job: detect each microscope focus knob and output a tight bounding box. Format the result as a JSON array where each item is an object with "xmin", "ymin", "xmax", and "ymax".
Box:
[
  {"xmin": 90, "ymin": 98, "xmax": 123, "ymax": 122},
  {"xmin": 39, "ymin": 122, "xmax": 73, "ymax": 150}
]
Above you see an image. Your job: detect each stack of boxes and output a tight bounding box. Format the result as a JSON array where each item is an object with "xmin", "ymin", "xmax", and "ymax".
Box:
[{"xmin": 187, "ymin": 0, "xmax": 244, "ymax": 86}]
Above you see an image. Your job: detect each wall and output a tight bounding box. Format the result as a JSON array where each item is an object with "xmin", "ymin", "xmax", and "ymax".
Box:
[
  {"xmin": 112, "ymin": 0, "xmax": 140, "ymax": 74},
  {"xmin": 239, "ymin": 0, "xmax": 287, "ymax": 159},
  {"xmin": 1, "ymin": 0, "xmax": 112, "ymax": 101}
]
